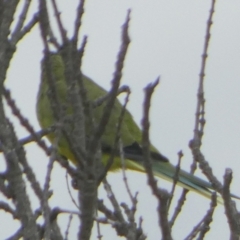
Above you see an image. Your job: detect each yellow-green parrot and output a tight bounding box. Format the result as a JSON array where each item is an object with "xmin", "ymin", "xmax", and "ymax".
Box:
[{"xmin": 36, "ymin": 53, "xmax": 238, "ymax": 202}]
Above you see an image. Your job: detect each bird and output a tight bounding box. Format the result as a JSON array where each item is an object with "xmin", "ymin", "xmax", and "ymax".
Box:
[{"xmin": 36, "ymin": 53, "xmax": 239, "ymax": 202}]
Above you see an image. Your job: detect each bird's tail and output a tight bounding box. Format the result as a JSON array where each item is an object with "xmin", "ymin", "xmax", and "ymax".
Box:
[{"xmin": 150, "ymin": 161, "xmax": 240, "ymax": 204}]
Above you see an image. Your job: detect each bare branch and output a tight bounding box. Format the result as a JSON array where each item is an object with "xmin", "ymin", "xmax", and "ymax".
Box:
[
  {"xmin": 73, "ymin": 0, "xmax": 86, "ymax": 42},
  {"xmin": 168, "ymin": 151, "xmax": 183, "ymax": 210},
  {"xmin": 51, "ymin": 0, "xmax": 67, "ymax": 43},
  {"xmin": 88, "ymin": 10, "xmax": 131, "ymax": 161},
  {"xmin": 3, "ymin": 87, "xmax": 50, "ymax": 155},
  {"xmin": 142, "ymin": 77, "xmax": 173, "ymax": 240},
  {"xmin": 184, "ymin": 193, "xmax": 217, "ymax": 240},
  {"xmin": 222, "ymin": 169, "xmax": 240, "ymax": 238},
  {"xmin": 12, "ymin": 13, "xmax": 39, "ymax": 43},
  {"xmin": 11, "ymin": 0, "xmax": 37, "ymax": 44}
]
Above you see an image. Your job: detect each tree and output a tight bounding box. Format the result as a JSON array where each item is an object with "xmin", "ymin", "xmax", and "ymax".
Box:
[{"xmin": 0, "ymin": 0, "xmax": 240, "ymax": 239}]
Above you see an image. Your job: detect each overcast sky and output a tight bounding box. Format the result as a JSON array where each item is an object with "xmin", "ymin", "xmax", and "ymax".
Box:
[{"xmin": 1, "ymin": 0, "xmax": 240, "ymax": 239}]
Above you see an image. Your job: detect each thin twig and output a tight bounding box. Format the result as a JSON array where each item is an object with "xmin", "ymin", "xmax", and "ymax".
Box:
[
  {"xmin": 11, "ymin": 0, "xmax": 31, "ymax": 39},
  {"xmin": 222, "ymin": 169, "xmax": 240, "ymax": 238},
  {"xmin": 3, "ymin": 87, "xmax": 51, "ymax": 155},
  {"xmin": 88, "ymin": 10, "xmax": 131, "ymax": 166},
  {"xmin": 168, "ymin": 151, "xmax": 183, "ymax": 210},
  {"xmin": 64, "ymin": 214, "xmax": 73, "ymax": 240},
  {"xmin": 51, "ymin": 0, "xmax": 67, "ymax": 42},
  {"xmin": 142, "ymin": 77, "xmax": 172, "ymax": 240},
  {"xmin": 184, "ymin": 193, "xmax": 217, "ymax": 240},
  {"xmin": 73, "ymin": 0, "xmax": 85, "ymax": 42}
]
